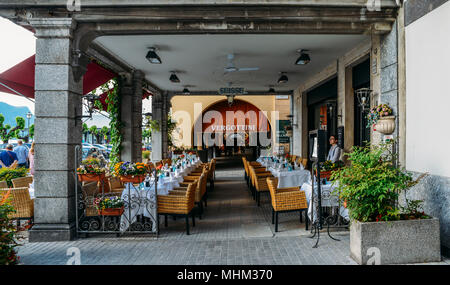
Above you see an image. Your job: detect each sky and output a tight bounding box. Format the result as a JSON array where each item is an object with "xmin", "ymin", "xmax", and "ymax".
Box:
[
  {"xmin": 0, "ymin": 16, "xmax": 153, "ymax": 128},
  {"xmin": 0, "ymin": 17, "xmax": 36, "ymax": 113}
]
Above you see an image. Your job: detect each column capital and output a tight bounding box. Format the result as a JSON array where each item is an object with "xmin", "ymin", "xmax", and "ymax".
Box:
[{"xmin": 29, "ymin": 18, "xmax": 76, "ymax": 38}]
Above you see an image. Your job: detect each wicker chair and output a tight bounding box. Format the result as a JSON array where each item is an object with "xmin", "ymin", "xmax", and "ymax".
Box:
[
  {"xmin": 248, "ymin": 164, "xmax": 270, "ymax": 198},
  {"xmin": 158, "ymin": 181, "xmax": 197, "ymax": 235},
  {"xmin": 173, "ymin": 170, "xmax": 208, "ymax": 218},
  {"xmin": 290, "ymin": 155, "xmax": 297, "ymax": 163},
  {"xmin": 11, "ymin": 176, "xmax": 33, "ymax": 188},
  {"xmin": 81, "ymin": 182, "xmax": 101, "ymax": 217},
  {"xmin": 266, "ymin": 177, "xmax": 308, "ymax": 232},
  {"xmin": 249, "ymin": 165, "xmax": 273, "ymax": 206},
  {"xmin": 0, "ymin": 180, "xmax": 8, "ymax": 188},
  {"xmin": 108, "ymin": 176, "xmax": 125, "ymax": 195},
  {"xmin": 0, "ymin": 187, "xmax": 34, "ymax": 229}
]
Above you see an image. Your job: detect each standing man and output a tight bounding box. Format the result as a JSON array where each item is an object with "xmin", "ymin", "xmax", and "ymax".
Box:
[
  {"xmin": 0, "ymin": 144, "xmax": 19, "ymax": 168},
  {"xmin": 327, "ymin": 135, "xmax": 342, "ymax": 163},
  {"xmin": 13, "ymin": 140, "xmax": 29, "ymax": 168}
]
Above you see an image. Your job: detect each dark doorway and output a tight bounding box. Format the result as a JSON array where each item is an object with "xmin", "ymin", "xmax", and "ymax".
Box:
[
  {"xmin": 307, "ymin": 77, "xmax": 338, "ymax": 156},
  {"xmin": 353, "ymin": 58, "xmax": 371, "ymax": 147}
]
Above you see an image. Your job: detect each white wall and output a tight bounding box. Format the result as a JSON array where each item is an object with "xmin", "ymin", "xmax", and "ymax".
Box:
[{"xmin": 405, "ymin": 1, "xmax": 450, "ymax": 177}]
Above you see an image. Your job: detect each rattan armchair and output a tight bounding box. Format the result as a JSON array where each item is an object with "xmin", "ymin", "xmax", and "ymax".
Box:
[
  {"xmin": 157, "ymin": 181, "xmax": 197, "ymax": 235},
  {"xmin": 172, "ymin": 170, "xmax": 208, "ymax": 218},
  {"xmin": 0, "ymin": 187, "xmax": 34, "ymax": 229},
  {"xmin": 0, "ymin": 180, "xmax": 8, "ymax": 188},
  {"xmin": 108, "ymin": 176, "xmax": 125, "ymax": 195},
  {"xmin": 11, "ymin": 176, "xmax": 33, "ymax": 188},
  {"xmin": 249, "ymin": 166, "xmax": 273, "ymax": 206},
  {"xmin": 248, "ymin": 164, "xmax": 271, "ymax": 198},
  {"xmin": 266, "ymin": 177, "xmax": 308, "ymax": 232}
]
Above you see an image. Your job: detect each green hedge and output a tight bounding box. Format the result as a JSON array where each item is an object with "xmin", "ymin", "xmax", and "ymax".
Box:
[{"xmin": 0, "ymin": 168, "xmax": 28, "ymax": 188}]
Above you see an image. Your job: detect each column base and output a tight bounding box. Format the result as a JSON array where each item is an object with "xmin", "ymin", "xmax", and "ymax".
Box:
[{"xmin": 29, "ymin": 223, "xmax": 76, "ymax": 242}]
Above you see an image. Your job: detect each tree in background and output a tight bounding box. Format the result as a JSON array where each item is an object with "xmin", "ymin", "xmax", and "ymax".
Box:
[
  {"xmin": 89, "ymin": 125, "xmax": 98, "ymax": 143},
  {"xmin": 100, "ymin": 126, "xmax": 110, "ymax": 143},
  {"xmin": 0, "ymin": 114, "xmax": 25, "ymax": 143}
]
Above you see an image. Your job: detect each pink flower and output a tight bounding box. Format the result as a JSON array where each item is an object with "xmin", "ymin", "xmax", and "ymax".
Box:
[{"xmin": 384, "ymin": 112, "xmax": 388, "ymax": 115}]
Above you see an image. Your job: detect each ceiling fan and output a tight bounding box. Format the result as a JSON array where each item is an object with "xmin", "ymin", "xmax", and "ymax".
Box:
[{"xmin": 223, "ymin": 54, "xmax": 259, "ymax": 74}]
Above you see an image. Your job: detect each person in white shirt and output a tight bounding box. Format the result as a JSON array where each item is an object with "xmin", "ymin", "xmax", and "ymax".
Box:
[{"xmin": 327, "ymin": 135, "xmax": 342, "ymax": 163}]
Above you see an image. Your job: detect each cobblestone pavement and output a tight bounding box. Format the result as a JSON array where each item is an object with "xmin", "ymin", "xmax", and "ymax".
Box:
[{"xmin": 16, "ymin": 156, "xmax": 449, "ymax": 265}]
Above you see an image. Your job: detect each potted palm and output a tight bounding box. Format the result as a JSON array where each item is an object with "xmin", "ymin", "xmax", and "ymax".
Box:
[
  {"xmin": 77, "ymin": 158, "xmax": 106, "ymax": 182},
  {"xmin": 331, "ymin": 141, "xmax": 440, "ymax": 264}
]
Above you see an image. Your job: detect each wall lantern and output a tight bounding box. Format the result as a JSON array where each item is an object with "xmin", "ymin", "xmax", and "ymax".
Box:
[
  {"xmin": 226, "ymin": 94, "xmax": 235, "ymax": 106},
  {"xmin": 77, "ymin": 93, "xmax": 100, "ymax": 120},
  {"xmin": 355, "ymin": 88, "xmax": 373, "ymax": 111}
]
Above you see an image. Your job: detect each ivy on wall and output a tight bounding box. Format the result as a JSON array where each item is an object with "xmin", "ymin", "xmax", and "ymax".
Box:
[{"xmin": 103, "ymin": 78, "xmax": 122, "ymax": 166}]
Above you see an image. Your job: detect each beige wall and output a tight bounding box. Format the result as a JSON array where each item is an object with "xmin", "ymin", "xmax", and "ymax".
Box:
[{"xmin": 170, "ymin": 95, "xmax": 290, "ymax": 149}]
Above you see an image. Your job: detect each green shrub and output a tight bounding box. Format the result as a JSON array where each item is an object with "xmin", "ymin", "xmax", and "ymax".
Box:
[
  {"xmin": 0, "ymin": 168, "xmax": 28, "ymax": 188},
  {"xmin": 142, "ymin": 151, "xmax": 150, "ymax": 160},
  {"xmin": 332, "ymin": 141, "xmax": 425, "ymax": 222},
  {"xmin": 0, "ymin": 193, "xmax": 20, "ymax": 265}
]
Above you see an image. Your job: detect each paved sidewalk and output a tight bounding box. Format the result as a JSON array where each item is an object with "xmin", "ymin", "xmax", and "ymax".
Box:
[{"xmin": 16, "ymin": 156, "xmax": 449, "ymax": 265}]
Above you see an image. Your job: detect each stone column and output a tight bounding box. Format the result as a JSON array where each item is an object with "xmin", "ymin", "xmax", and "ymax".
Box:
[
  {"xmin": 120, "ymin": 70, "xmax": 144, "ymax": 162},
  {"xmin": 151, "ymin": 93, "xmax": 163, "ymax": 161},
  {"xmin": 161, "ymin": 92, "xmax": 170, "ymax": 159},
  {"xmin": 29, "ymin": 18, "xmax": 83, "ymax": 242}
]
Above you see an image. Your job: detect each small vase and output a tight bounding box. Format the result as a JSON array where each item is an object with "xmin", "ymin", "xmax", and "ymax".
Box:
[{"xmin": 374, "ymin": 116, "xmax": 396, "ymax": 135}]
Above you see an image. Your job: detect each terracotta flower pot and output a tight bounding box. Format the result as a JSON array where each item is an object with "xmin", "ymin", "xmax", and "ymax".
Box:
[
  {"xmin": 78, "ymin": 173, "xmax": 105, "ymax": 182},
  {"xmin": 98, "ymin": 207, "xmax": 124, "ymax": 216},
  {"xmin": 374, "ymin": 115, "xmax": 396, "ymax": 135},
  {"xmin": 320, "ymin": 171, "xmax": 332, "ymax": 180},
  {"xmin": 119, "ymin": 175, "xmax": 146, "ymax": 183}
]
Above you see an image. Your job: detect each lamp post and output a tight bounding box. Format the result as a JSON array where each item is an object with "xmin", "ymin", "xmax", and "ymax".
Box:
[
  {"xmin": 355, "ymin": 88, "xmax": 372, "ymax": 146},
  {"xmin": 26, "ymin": 111, "xmax": 32, "ymax": 142}
]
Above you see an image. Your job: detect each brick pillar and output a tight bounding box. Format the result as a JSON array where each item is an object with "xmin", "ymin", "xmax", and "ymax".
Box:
[{"xmin": 29, "ymin": 18, "xmax": 84, "ymax": 242}]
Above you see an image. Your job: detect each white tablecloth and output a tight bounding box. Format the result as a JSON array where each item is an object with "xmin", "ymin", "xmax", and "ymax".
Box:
[
  {"xmin": 301, "ymin": 182, "xmax": 349, "ymax": 223},
  {"xmin": 270, "ymin": 168, "xmax": 311, "ymax": 189},
  {"xmin": 120, "ymin": 180, "xmax": 172, "ymax": 232}
]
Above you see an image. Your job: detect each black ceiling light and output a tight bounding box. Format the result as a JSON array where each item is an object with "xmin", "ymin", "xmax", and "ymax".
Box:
[
  {"xmin": 268, "ymin": 86, "xmax": 276, "ymax": 93},
  {"xmin": 169, "ymin": 72, "xmax": 180, "ymax": 83},
  {"xmin": 295, "ymin": 49, "xmax": 311, "ymax": 65},
  {"xmin": 146, "ymin": 47, "xmax": 162, "ymax": 64},
  {"xmin": 278, "ymin": 72, "xmax": 288, "ymax": 84},
  {"xmin": 182, "ymin": 87, "xmax": 190, "ymax": 94}
]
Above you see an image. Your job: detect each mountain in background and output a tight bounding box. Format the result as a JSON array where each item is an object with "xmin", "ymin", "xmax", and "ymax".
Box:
[{"xmin": 0, "ymin": 102, "xmax": 34, "ymax": 126}]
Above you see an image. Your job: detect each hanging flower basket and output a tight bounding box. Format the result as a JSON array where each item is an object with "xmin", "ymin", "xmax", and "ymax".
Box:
[
  {"xmin": 374, "ymin": 115, "xmax": 396, "ymax": 135},
  {"xmin": 77, "ymin": 173, "xmax": 105, "ymax": 182},
  {"xmin": 119, "ymin": 175, "xmax": 146, "ymax": 183},
  {"xmin": 98, "ymin": 207, "xmax": 124, "ymax": 216}
]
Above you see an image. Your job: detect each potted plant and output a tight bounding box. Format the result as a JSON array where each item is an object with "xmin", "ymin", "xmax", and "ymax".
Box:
[
  {"xmin": 331, "ymin": 141, "xmax": 440, "ymax": 264},
  {"xmin": 367, "ymin": 103, "xmax": 395, "ymax": 134},
  {"xmin": 319, "ymin": 160, "xmax": 344, "ymax": 180},
  {"xmin": 94, "ymin": 196, "xmax": 124, "ymax": 216},
  {"xmin": 112, "ymin": 161, "xmax": 148, "ymax": 183},
  {"xmin": 76, "ymin": 158, "xmax": 106, "ymax": 182}
]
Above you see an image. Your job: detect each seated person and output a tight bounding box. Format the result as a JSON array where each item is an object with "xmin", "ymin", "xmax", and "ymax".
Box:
[{"xmin": 327, "ymin": 135, "xmax": 342, "ymax": 163}]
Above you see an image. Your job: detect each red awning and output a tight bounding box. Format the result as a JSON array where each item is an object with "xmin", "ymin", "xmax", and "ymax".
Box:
[{"xmin": 0, "ymin": 54, "xmax": 116, "ymax": 98}]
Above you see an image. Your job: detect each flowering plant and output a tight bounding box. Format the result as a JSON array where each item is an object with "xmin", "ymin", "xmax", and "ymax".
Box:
[
  {"xmin": 112, "ymin": 161, "xmax": 148, "ymax": 177},
  {"xmin": 94, "ymin": 196, "xmax": 124, "ymax": 210},
  {"xmin": 367, "ymin": 104, "xmax": 393, "ymax": 128},
  {"xmin": 0, "ymin": 190, "xmax": 21, "ymax": 265},
  {"xmin": 320, "ymin": 160, "xmax": 344, "ymax": 172},
  {"xmin": 77, "ymin": 158, "xmax": 106, "ymax": 174}
]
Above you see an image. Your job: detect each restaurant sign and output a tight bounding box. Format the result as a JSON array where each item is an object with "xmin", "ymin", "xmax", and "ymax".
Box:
[{"xmin": 218, "ymin": 87, "xmax": 246, "ymax": 95}]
